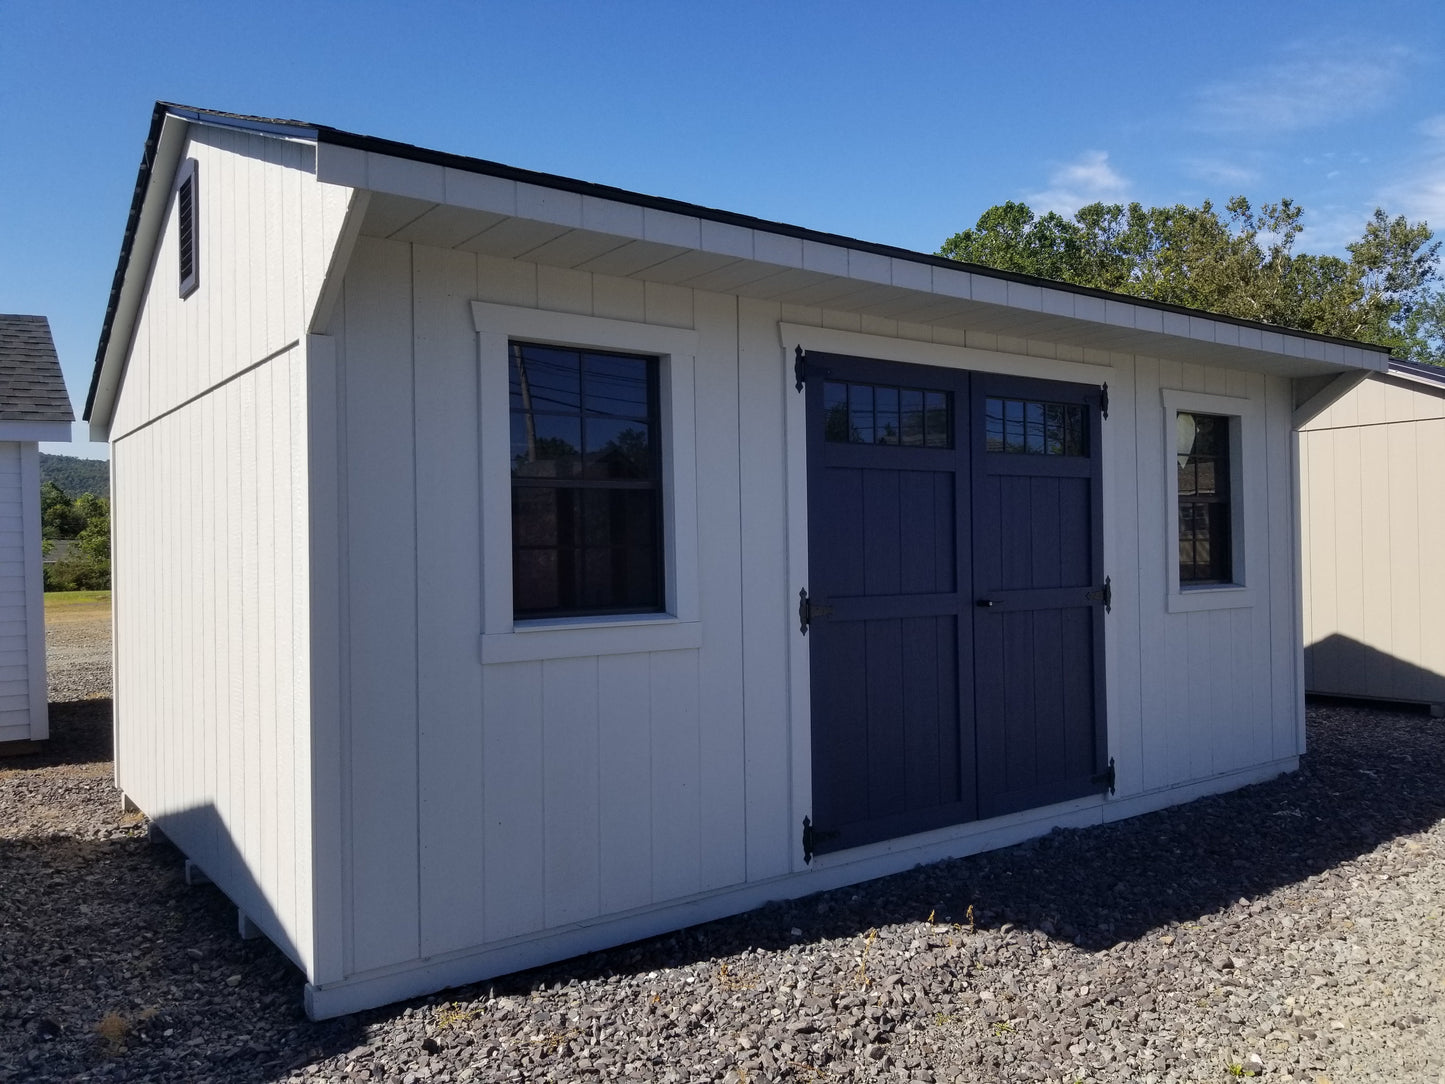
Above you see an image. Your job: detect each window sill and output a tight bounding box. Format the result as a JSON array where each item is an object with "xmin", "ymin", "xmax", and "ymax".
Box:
[
  {"xmin": 1166, "ymin": 585, "xmax": 1255, "ymax": 614},
  {"xmin": 480, "ymin": 616, "xmax": 703, "ymax": 664}
]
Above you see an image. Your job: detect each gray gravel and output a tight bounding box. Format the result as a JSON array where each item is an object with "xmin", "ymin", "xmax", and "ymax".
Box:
[{"xmin": 2, "ymin": 609, "xmax": 1442, "ymax": 1082}]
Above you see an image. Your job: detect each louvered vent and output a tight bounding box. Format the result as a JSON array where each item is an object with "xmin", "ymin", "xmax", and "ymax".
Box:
[{"xmin": 177, "ymin": 158, "xmax": 199, "ymax": 297}]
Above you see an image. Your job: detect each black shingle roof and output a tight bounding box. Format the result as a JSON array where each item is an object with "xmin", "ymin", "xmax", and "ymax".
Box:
[{"xmin": 0, "ymin": 315, "xmax": 75, "ymax": 423}]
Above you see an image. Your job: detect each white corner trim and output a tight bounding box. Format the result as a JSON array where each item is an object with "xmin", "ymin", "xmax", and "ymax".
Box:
[
  {"xmin": 309, "ymin": 190, "xmax": 370, "ymax": 335},
  {"xmin": 19, "ymin": 444, "xmax": 48, "ymax": 741},
  {"xmin": 1161, "ymin": 387, "xmax": 1264, "ymax": 612}
]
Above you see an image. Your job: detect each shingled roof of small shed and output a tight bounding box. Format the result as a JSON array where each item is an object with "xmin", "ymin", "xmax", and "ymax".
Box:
[{"xmin": 0, "ymin": 315, "xmax": 74, "ymax": 423}]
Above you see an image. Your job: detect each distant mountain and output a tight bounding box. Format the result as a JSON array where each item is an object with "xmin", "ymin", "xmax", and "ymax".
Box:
[{"xmin": 40, "ymin": 453, "xmax": 109, "ymax": 498}]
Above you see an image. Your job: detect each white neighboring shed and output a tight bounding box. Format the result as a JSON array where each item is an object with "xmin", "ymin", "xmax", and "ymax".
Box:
[
  {"xmin": 0, "ymin": 315, "xmax": 73, "ymax": 747},
  {"xmin": 86, "ymin": 103, "xmax": 1387, "ymax": 1019},
  {"xmin": 1301, "ymin": 360, "xmax": 1445, "ymax": 710}
]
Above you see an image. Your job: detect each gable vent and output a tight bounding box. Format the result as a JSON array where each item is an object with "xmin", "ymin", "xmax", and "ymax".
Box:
[{"xmin": 177, "ymin": 158, "xmax": 199, "ymax": 298}]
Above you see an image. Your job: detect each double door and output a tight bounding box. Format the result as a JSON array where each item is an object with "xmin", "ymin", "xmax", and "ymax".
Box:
[{"xmin": 804, "ymin": 352, "xmax": 1108, "ymax": 855}]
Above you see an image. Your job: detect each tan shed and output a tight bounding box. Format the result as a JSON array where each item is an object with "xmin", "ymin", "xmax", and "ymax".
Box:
[{"xmin": 1300, "ymin": 360, "xmax": 1445, "ymax": 713}]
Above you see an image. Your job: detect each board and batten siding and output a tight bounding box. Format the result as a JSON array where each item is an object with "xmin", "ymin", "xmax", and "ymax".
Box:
[
  {"xmin": 107, "ymin": 123, "xmax": 353, "ymax": 978},
  {"xmin": 0, "ymin": 441, "xmax": 47, "ymax": 744},
  {"xmin": 323, "ymin": 235, "xmax": 1303, "ymax": 1000},
  {"xmin": 1300, "ymin": 375, "xmax": 1445, "ymax": 705}
]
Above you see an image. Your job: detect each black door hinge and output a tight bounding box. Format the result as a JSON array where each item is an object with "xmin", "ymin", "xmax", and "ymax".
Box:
[
  {"xmin": 1085, "ymin": 575, "xmax": 1112, "ymax": 613},
  {"xmin": 795, "ymin": 345, "xmax": 807, "ymax": 392},
  {"xmin": 1100, "ymin": 383, "xmax": 1109, "ymax": 420},
  {"xmin": 1093, "ymin": 757, "xmax": 1116, "ymax": 795},
  {"xmin": 802, "ymin": 816, "xmax": 839, "ymax": 864},
  {"xmin": 798, "ymin": 588, "xmax": 833, "ymax": 634}
]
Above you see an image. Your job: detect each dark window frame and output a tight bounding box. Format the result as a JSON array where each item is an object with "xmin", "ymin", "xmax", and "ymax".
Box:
[
  {"xmin": 509, "ymin": 340, "xmax": 665, "ymax": 619},
  {"xmin": 177, "ymin": 157, "xmax": 200, "ymax": 298},
  {"xmin": 1177, "ymin": 411, "xmax": 1234, "ymax": 585}
]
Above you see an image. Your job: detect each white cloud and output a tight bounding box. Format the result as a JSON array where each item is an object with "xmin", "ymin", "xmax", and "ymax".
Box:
[
  {"xmin": 1027, "ymin": 150, "xmax": 1129, "ymax": 215},
  {"xmin": 1197, "ymin": 44, "xmax": 1410, "ymax": 135},
  {"xmin": 1375, "ymin": 114, "xmax": 1445, "ymax": 228},
  {"xmin": 1182, "ymin": 156, "xmax": 1260, "ymax": 189}
]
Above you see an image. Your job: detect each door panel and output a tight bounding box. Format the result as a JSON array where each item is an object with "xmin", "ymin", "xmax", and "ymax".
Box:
[
  {"xmin": 806, "ymin": 354, "xmax": 973, "ymax": 853},
  {"xmin": 972, "ymin": 374, "xmax": 1106, "ymax": 818}
]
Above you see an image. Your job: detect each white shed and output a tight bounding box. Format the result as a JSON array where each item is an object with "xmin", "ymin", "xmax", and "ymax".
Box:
[
  {"xmin": 1300, "ymin": 360, "xmax": 1445, "ymax": 711},
  {"xmin": 86, "ymin": 103, "xmax": 1386, "ymax": 1018},
  {"xmin": 0, "ymin": 315, "xmax": 73, "ymax": 749}
]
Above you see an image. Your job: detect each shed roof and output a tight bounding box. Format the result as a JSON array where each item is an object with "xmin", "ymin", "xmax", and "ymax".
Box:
[
  {"xmin": 0, "ymin": 314, "xmax": 74, "ymax": 423},
  {"xmin": 88, "ymin": 103, "xmax": 1396, "ymax": 425}
]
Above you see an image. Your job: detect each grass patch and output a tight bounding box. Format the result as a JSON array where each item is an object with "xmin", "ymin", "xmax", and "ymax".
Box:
[{"xmin": 44, "ymin": 590, "xmax": 111, "ymax": 612}]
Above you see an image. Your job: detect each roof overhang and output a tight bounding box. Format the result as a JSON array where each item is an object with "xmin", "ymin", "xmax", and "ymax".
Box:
[
  {"xmin": 88, "ymin": 104, "xmax": 1392, "ymax": 437},
  {"xmin": 0, "ymin": 420, "xmax": 72, "ymax": 442},
  {"xmin": 315, "ymin": 136, "xmax": 1388, "ymax": 381}
]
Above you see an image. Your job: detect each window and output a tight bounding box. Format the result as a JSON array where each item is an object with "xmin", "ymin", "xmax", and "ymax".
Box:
[
  {"xmin": 176, "ymin": 158, "xmax": 199, "ymax": 298},
  {"xmin": 985, "ymin": 396, "xmax": 1086, "ymax": 456},
  {"xmin": 1177, "ymin": 412, "xmax": 1232, "ymax": 583},
  {"xmin": 823, "ymin": 379, "xmax": 951, "ymax": 446},
  {"xmin": 1162, "ymin": 388, "xmax": 1257, "ymax": 613},
  {"xmin": 509, "ymin": 341, "xmax": 662, "ymax": 617}
]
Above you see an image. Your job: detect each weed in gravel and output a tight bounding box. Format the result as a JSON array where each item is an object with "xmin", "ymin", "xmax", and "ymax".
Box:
[
  {"xmin": 94, "ymin": 1006, "xmax": 157, "ymax": 1055},
  {"xmin": 433, "ymin": 1002, "xmax": 479, "ymax": 1029},
  {"xmin": 856, "ymin": 927, "xmax": 878, "ymax": 987}
]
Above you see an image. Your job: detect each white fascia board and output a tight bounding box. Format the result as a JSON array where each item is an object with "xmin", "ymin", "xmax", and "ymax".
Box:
[
  {"xmin": 0, "ymin": 420, "xmax": 72, "ymax": 441},
  {"xmin": 0, "ymin": 421, "xmax": 73, "ymax": 442},
  {"xmin": 320, "ymin": 146, "xmax": 1393, "ymax": 380},
  {"xmin": 87, "ymin": 114, "xmax": 191, "ymax": 436}
]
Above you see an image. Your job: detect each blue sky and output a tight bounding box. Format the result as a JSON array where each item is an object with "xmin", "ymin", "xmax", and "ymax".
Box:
[{"xmin": 4, "ymin": 1, "xmax": 1444, "ymax": 460}]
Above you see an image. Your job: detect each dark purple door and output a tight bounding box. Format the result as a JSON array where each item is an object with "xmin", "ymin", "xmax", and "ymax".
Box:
[
  {"xmin": 804, "ymin": 354, "xmax": 1106, "ymax": 855},
  {"xmin": 970, "ymin": 373, "xmax": 1108, "ymax": 818}
]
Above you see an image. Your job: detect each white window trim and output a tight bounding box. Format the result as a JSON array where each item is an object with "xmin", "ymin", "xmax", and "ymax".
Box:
[
  {"xmin": 1162, "ymin": 388, "xmax": 1261, "ymax": 613},
  {"xmin": 471, "ymin": 301, "xmax": 701, "ymax": 663}
]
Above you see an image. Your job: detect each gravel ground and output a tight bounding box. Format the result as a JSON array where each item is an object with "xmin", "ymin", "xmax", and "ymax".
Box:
[{"xmin": 2, "ymin": 607, "xmax": 1442, "ymax": 1083}]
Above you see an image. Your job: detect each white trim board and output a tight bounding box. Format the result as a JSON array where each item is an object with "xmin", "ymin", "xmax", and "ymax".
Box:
[{"xmin": 469, "ymin": 301, "xmax": 701, "ymax": 652}]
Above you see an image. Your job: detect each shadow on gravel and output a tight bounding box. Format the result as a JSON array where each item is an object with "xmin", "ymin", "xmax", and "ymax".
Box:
[
  {"xmin": 484, "ymin": 704, "xmax": 1445, "ymax": 995},
  {"xmin": 2, "ymin": 699, "xmax": 114, "ymax": 769},
  {"xmin": 6, "ymin": 704, "xmax": 1442, "ymax": 1081},
  {"xmin": 0, "ymin": 828, "xmax": 369, "ymax": 1084}
]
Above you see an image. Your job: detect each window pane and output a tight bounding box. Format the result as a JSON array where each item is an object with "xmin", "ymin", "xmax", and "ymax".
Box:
[
  {"xmin": 1178, "ymin": 457, "xmax": 1196, "ymax": 497},
  {"xmin": 584, "ymin": 419, "xmax": 652, "ymax": 479},
  {"xmin": 849, "ymin": 384, "xmax": 875, "ymax": 444},
  {"xmin": 1004, "ymin": 399, "xmax": 1025, "ymax": 453},
  {"xmin": 514, "ymin": 548, "xmax": 562, "ymax": 613},
  {"xmin": 872, "ymin": 386, "xmax": 899, "ymax": 445},
  {"xmin": 511, "ymin": 413, "xmax": 580, "ymax": 478},
  {"xmin": 583, "ymin": 352, "xmax": 650, "ymax": 418},
  {"xmin": 902, "ymin": 389, "xmax": 925, "ymax": 446},
  {"xmin": 824, "ymin": 382, "xmax": 851, "ymax": 441},
  {"xmin": 984, "ymin": 397, "xmax": 1003, "ymax": 452},
  {"xmin": 510, "ymin": 341, "xmax": 663, "ymax": 617},
  {"xmin": 511, "ymin": 344, "xmax": 580, "ymax": 412},
  {"xmin": 1024, "ymin": 400, "xmax": 1045, "ymax": 454},
  {"xmin": 925, "ymin": 391, "xmax": 949, "ymax": 447},
  {"xmin": 512, "ymin": 487, "xmax": 559, "ymax": 547},
  {"xmin": 1195, "ymin": 457, "xmax": 1217, "ymax": 495}
]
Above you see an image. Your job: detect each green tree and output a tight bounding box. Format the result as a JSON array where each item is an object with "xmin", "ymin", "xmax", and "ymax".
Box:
[
  {"xmin": 40, "ymin": 480, "xmax": 85, "ymax": 539},
  {"xmin": 940, "ymin": 197, "xmax": 1444, "ymax": 363},
  {"xmin": 41, "ymin": 489, "xmax": 110, "ymax": 591}
]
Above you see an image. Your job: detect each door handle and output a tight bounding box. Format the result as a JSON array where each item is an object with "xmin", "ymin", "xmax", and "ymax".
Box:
[{"xmin": 976, "ymin": 598, "xmax": 1003, "ymax": 608}]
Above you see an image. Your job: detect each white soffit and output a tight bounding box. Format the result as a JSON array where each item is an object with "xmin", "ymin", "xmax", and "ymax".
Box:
[{"xmin": 319, "ymin": 144, "xmax": 1390, "ymax": 380}]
